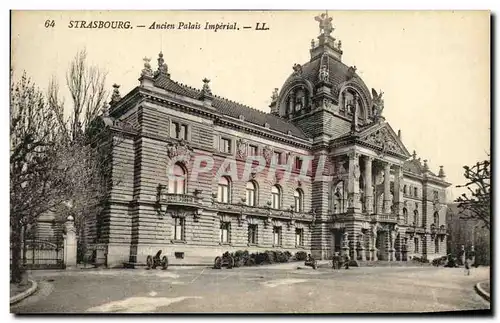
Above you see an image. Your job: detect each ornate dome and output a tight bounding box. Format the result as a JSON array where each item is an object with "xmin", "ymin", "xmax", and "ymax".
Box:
[
  {"xmin": 271, "ymin": 13, "xmax": 376, "ymax": 125},
  {"xmin": 280, "ymin": 56, "xmax": 372, "ymax": 107}
]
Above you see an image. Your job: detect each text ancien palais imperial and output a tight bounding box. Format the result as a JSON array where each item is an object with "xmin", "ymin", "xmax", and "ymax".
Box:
[{"xmin": 93, "ymin": 13, "xmax": 451, "ymax": 267}]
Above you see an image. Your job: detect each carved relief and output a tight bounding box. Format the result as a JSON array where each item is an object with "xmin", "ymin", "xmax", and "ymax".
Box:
[
  {"xmin": 166, "ymin": 141, "xmax": 192, "ymax": 165},
  {"xmin": 263, "ymin": 146, "xmax": 273, "ymax": 164},
  {"xmin": 362, "ymin": 127, "xmax": 404, "ymax": 155},
  {"xmin": 353, "ymin": 164, "xmax": 361, "ymax": 181},
  {"xmin": 319, "ymin": 64, "xmax": 329, "ymax": 82},
  {"xmin": 292, "ymin": 63, "xmax": 303, "ymax": 75},
  {"xmin": 236, "ymin": 138, "xmax": 247, "ymax": 159}
]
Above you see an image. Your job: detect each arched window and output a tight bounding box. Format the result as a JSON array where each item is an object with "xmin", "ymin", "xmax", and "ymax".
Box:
[
  {"xmin": 434, "ymin": 212, "xmax": 439, "ymax": 226},
  {"xmin": 403, "ymin": 185, "xmax": 407, "ymax": 195},
  {"xmin": 217, "ymin": 176, "xmax": 231, "ymax": 203},
  {"xmin": 294, "ymin": 189, "xmax": 304, "ymax": 212},
  {"xmin": 414, "ymin": 187, "xmax": 418, "ymax": 197},
  {"xmin": 271, "ymin": 185, "xmax": 281, "ymax": 209},
  {"xmin": 246, "ymin": 181, "xmax": 257, "ymax": 207},
  {"xmin": 403, "ymin": 208, "xmax": 408, "ymax": 224},
  {"xmin": 414, "ymin": 210, "xmax": 419, "ymax": 226},
  {"xmin": 168, "ymin": 163, "xmax": 186, "ymax": 194}
]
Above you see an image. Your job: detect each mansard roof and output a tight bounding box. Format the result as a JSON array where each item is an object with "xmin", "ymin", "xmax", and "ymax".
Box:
[
  {"xmin": 403, "ymin": 158, "xmax": 437, "ymax": 177},
  {"xmin": 153, "ymin": 75, "xmax": 308, "ymax": 140},
  {"xmin": 281, "ymin": 53, "xmax": 371, "ymax": 105}
]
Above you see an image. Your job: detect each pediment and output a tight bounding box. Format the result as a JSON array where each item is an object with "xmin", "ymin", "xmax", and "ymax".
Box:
[{"xmin": 358, "ymin": 123, "xmax": 410, "ymax": 158}]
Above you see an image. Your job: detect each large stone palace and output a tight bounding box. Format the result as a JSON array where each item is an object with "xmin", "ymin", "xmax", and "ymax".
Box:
[{"xmin": 92, "ymin": 13, "xmax": 451, "ymax": 266}]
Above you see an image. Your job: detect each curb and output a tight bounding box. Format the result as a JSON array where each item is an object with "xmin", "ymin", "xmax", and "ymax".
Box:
[
  {"xmin": 475, "ymin": 282, "xmax": 490, "ymax": 302},
  {"xmin": 10, "ymin": 279, "xmax": 38, "ymax": 305}
]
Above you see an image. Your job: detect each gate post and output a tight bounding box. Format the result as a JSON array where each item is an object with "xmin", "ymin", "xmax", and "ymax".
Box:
[{"xmin": 64, "ymin": 215, "xmax": 77, "ymax": 269}]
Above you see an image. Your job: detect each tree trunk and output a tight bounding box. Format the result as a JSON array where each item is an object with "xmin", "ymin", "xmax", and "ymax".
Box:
[{"xmin": 10, "ymin": 224, "xmax": 24, "ymax": 284}]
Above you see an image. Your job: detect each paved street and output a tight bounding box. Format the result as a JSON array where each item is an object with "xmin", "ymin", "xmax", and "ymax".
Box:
[{"xmin": 11, "ymin": 265, "xmax": 490, "ymax": 313}]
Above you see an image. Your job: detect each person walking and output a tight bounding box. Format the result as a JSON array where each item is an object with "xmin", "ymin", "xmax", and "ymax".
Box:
[
  {"xmin": 464, "ymin": 257, "xmax": 471, "ymax": 276},
  {"xmin": 332, "ymin": 252, "xmax": 339, "ymax": 270},
  {"xmin": 343, "ymin": 253, "xmax": 350, "ymax": 270}
]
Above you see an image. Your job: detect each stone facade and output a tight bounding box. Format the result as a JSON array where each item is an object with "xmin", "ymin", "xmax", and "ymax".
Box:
[{"xmin": 92, "ymin": 14, "xmax": 451, "ymax": 267}]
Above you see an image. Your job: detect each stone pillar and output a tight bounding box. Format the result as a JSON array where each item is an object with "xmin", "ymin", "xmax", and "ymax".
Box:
[
  {"xmin": 347, "ymin": 151, "xmax": 361, "ymax": 212},
  {"xmin": 394, "ymin": 165, "xmax": 403, "ymax": 219},
  {"xmin": 365, "ymin": 156, "xmax": 374, "ymax": 214},
  {"xmin": 351, "ymin": 236, "xmax": 357, "ymax": 260},
  {"xmin": 358, "ymin": 234, "xmax": 366, "ymax": 261},
  {"xmin": 341, "ymin": 232, "xmax": 350, "ymax": 257},
  {"xmin": 64, "ymin": 215, "xmax": 77, "ymax": 269},
  {"xmin": 383, "ymin": 163, "xmax": 392, "ymax": 214},
  {"xmin": 371, "ymin": 228, "xmax": 378, "ymax": 261},
  {"xmin": 389, "ymin": 230, "xmax": 397, "ymax": 261}
]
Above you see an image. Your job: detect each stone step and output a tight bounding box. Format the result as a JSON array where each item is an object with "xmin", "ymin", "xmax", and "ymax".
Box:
[{"xmin": 357, "ymin": 260, "xmax": 431, "ymax": 267}]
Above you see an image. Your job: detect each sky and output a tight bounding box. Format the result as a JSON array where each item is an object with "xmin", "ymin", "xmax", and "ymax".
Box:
[{"xmin": 10, "ymin": 10, "xmax": 490, "ymax": 201}]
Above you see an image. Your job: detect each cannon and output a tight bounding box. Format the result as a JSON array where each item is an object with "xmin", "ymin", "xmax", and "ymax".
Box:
[
  {"xmin": 304, "ymin": 255, "xmax": 318, "ymax": 270},
  {"xmin": 214, "ymin": 252, "xmax": 235, "ymax": 269},
  {"xmin": 146, "ymin": 250, "xmax": 169, "ymax": 270}
]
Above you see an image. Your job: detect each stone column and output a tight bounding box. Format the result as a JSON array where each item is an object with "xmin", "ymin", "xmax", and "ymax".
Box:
[
  {"xmin": 347, "ymin": 151, "xmax": 361, "ymax": 212},
  {"xmin": 389, "ymin": 230, "xmax": 397, "ymax": 261},
  {"xmin": 358, "ymin": 234, "xmax": 366, "ymax": 261},
  {"xmin": 351, "ymin": 235, "xmax": 357, "ymax": 260},
  {"xmin": 365, "ymin": 156, "xmax": 374, "ymax": 214},
  {"xmin": 383, "ymin": 163, "xmax": 392, "ymax": 214},
  {"xmin": 341, "ymin": 232, "xmax": 350, "ymax": 257},
  {"xmin": 64, "ymin": 215, "xmax": 77, "ymax": 269},
  {"xmin": 371, "ymin": 228, "xmax": 378, "ymax": 261},
  {"xmin": 394, "ymin": 165, "xmax": 404, "ymax": 219}
]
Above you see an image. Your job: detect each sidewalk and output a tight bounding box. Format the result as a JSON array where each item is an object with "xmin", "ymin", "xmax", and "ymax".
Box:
[
  {"xmin": 10, "ymin": 279, "xmax": 38, "ymax": 305},
  {"xmin": 475, "ymin": 280, "xmax": 491, "ymax": 302}
]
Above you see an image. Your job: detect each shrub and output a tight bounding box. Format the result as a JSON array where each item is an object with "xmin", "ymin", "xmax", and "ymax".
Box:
[{"xmin": 295, "ymin": 251, "xmax": 307, "ymax": 261}]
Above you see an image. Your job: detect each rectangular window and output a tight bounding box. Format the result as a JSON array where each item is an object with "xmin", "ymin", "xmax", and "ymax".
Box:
[
  {"xmin": 435, "ymin": 238, "xmax": 440, "ymax": 253},
  {"xmin": 414, "ymin": 237, "xmax": 419, "ymax": 253},
  {"xmin": 273, "ymin": 226, "xmax": 282, "ymax": 246},
  {"xmin": 295, "ymin": 228, "xmax": 304, "ymax": 246},
  {"xmin": 294, "ymin": 156, "xmax": 303, "ymax": 171},
  {"xmin": 433, "ymin": 190, "xmax": 439, "ymax": 201},
  {"xmin": 273, "ymin": 151, "xmax": 282, "ymax": 164},
  {"xmin": 414, "ymin": 187, "xmax": 418, "ymax": 197},
  {"xmin": 220, "ymin": 137, "xmax": 232, "ymax": 153},
  {"xmin": 218, "ymin": 183, "xmax": 230, "ymax": 203},
  {"xmin": 248, "ymin": 145, "xmax": 258, "ymax": 157},
  {"xmin": 246, "ymin": 188, "xmax": 255, "ymax": 207},
  {"xmin": 180, "ymin": 124, "xmax": 187, "ymax": 140},
  {"xmin": 248, "ymin": 224, "xmax": 258, "ymax": 245},
  {"xmin": 171, "ymin": 121, "xmax": 188, "ymax": 140},
  {"xmin": 173, "ymin": 217, "xmax": 185, "ymax": 241},
  {"xmin": 220, "ymin": 222, "xmax": 230, "ymax": 244}
]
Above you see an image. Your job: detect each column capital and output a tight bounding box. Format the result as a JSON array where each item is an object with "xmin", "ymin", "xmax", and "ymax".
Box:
[
  {"xmin": 347, "ymin": 150, "xmax": 360, "ymax": 159},
  {"xmin": 365, "ymin": 155, "xmax": 374, "ymax": 162}
]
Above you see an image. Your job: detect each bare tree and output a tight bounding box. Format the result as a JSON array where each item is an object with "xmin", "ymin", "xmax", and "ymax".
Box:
[
  {"xmin": 48, "ymin": 49, "xmax": 118, "ymax": 260},
  {"xmin": 455, "ymin": 158, "xmax": 490, "ymax": 230},
  {"xmin": 65, "ymin": 49, "xmax": 108, "ymax": 142},
  {"xmin": 10, "ymin": 72, "xmax": 74, "ymax": 282}
]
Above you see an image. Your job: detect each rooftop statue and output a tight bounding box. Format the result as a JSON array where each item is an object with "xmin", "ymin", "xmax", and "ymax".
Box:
[
  {"xmin": 371, "ymin": 88, "xmax": 384, "ymax": 119},
  {"xmin": 314, "ymin": 12, "xmax": 334, "ymax": 37}
]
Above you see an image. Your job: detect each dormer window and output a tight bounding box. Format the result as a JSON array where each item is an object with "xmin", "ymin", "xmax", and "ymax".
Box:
[
  {"xmin": 285, "ymin": 86, "xmax": 309, "ymax": 118},
  {"xmin": 340, "ymin": 88, "xmax": 362, "ymax": 121}
]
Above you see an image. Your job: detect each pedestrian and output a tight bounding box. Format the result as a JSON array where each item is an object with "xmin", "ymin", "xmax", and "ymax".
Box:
[
  {"xmin": 343, "ymin": 253, "xmax": 350, "ymax": 270},
  {"xmin": 464, "ymin": 257, "xmax": 470, "ymax": 276},
  {"xmin": 332, "ymin": 252, "xmax": 339, "ymax": 270}
]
